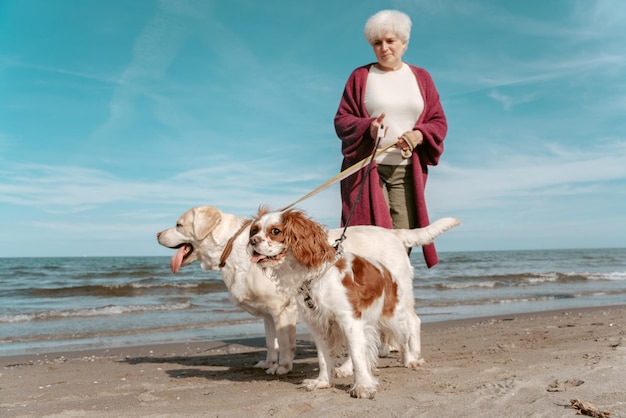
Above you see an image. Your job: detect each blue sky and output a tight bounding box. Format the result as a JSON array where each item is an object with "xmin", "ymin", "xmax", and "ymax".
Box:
[{"xmin": 1, "ymin": 0, "xmax": 625, "ymax": 257}]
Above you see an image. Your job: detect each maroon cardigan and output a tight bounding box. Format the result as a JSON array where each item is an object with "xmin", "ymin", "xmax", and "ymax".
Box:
[{"xmin": 334, "ymin": 63, "xmax": 447, "ymax": 268}]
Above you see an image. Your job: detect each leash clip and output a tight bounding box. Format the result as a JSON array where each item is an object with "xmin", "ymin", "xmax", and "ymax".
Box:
[
  {"xmin": 333, "ymin": 234, "xmax": 346, "ymax": 255},
  {"xmin": 377, "ymin": 124, "xmax": 385, "ymax": 141}
]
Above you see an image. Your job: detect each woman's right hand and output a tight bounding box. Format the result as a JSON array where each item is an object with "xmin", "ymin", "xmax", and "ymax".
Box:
[{"xmin": 369, "ymin": 113, "xmax": 386, "ymax": 139}]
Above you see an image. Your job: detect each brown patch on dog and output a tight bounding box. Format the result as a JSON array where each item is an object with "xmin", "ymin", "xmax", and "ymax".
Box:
[
  {"xmin": 335, "ymin": 257, "xmax": 347, "ymax": 271},
  {"xmin": 341, "ymin": 255, "xmax": 398, "ymax": 319},
  {"xmin": 381, "ymin": 268, "xmax": 398, "ymax": 318}
]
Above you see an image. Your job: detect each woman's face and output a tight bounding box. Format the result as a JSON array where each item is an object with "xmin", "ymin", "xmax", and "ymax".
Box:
[{"xmin": 371, "ymin": 32, "xmax": 407, "ymax": 71}]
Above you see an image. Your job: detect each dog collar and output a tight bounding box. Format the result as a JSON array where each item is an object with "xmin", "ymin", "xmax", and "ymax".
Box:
[{"xmin": 219, "ymin": 219, "xmax": 253, "ymax": 268}]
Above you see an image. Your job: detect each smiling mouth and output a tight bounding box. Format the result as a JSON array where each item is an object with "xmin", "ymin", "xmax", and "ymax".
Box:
[
  {"xmin": 170, "ymin": 243, "xmax": 193, "ymax": 274},
  {"xmin": 250, "ymin": 251, "xmax": 286, "ymax": 266}
]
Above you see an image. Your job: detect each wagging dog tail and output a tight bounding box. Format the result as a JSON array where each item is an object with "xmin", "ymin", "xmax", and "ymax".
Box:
[{"xmin": 392, "ymin": 218, "xmax": 461, "ymax": 249}]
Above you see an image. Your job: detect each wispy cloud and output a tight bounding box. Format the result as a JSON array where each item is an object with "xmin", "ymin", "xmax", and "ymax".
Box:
[
  {"xmin": 488, "ymin": 90, "xmax": 537, "ymax": 110},
  {"xmin": 572, "ymin": 0, "xmax": 626, "ymax": 38},
  {"xmin": 0, "ymin": 57, "xmax": 119, "ymax": 85},
  {"xmin": 2, "ymin": 0, "xmax": 625, "ymax": 256},
  {"xmin": 93, "ymin": 7, "xmax": 193, "ymax": 141},
  {"xmin": 428, "ymin": 140, "xmax": 626, "ymax": 213},
  {"xmin": 0, "ymin": 155, "xmax": 335, "ymax": 215},
  {"xmin": 3, "ymin": 137, "xmax": 624, "ymax": 229}
]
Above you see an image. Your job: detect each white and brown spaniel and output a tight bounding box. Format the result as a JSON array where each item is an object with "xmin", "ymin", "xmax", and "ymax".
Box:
[{"xmin": 249, "ymin": 207, "xmax": 459, "ymax": 399}]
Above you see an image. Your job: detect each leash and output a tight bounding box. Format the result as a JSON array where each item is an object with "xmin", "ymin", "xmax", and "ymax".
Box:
[
  {"xmin": 279, "ymin": 134, "xmax": 393, "ymax": 212},
  {"xmin": 219, "ymin": 219, "xmax": 253, "ymax": 268},
  {"xmin": 289, "ymin": 127, "xmax": 387, "ymax": 310},
  {"xmin": 296, "ymin": 132, "xmax": 380, "ymax": 310},
  {"xmin": 332, "ymin": 126, "xmax": 385, "ymax": 251}
]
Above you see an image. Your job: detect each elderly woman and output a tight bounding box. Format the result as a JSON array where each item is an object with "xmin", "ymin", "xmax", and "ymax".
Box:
[{"xmin": 334, "ymin": 9, "xmax": 447, "ymax": 268}]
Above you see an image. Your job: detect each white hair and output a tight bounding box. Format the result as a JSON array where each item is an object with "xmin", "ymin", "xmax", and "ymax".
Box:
[{"xmin": 364, "ymin": 10, "xmax": 412, "ymax": 45}]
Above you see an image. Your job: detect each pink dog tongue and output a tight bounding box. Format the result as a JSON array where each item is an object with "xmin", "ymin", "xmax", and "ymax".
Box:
[
  {"xmin": 170, "ymin": 245, "xmax": 189, "ymax": 274},
  {"xmin": 250, "ymin": 253, "xmax": 266, "ymax": 263}
]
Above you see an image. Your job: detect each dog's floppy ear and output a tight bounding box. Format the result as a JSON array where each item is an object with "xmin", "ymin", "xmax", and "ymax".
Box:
[
  {"xmin": 283, "ymin": 210, "xmax": 334, "ymax": 268},
  {"xmin": 192, "ymin": 206, "xmax": 222, "ymax": 240}
]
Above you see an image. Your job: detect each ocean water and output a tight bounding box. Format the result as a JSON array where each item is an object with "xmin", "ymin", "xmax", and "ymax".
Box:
[{"xmin": 1, "ymin": 248, "xmax": 625, "ymax": 357}]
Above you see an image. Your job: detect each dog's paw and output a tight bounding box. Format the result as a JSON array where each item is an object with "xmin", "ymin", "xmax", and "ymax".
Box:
[
  {"xmin": 378, "ymin": 344, "xmax": 398, "ymax": 357},
  {"xmin": 378, "ymin": 345, "xmax": 390, "ymax": 357},
  {"xmin": 268, "ymin": 363, "xmax": 292, "ymax": 375},
  {"xmin": 349, "ymin": 383, "xmax": 377, "ymax": 399},
  {"xmin": 254, "ymin": 360, "xmax": 275, "ymax": 369},
  {"xmin": 300, "ymin": 378, "xmax": 331, "ymax": 391},
  {"xmin": 404, "ymin": 356, "xmax": 425, "ymax": 369},
  {"xmin": 408, "ymin": 358, "xmax": 425, "ymax": 368},
  {"xmin": 334, "ymin": 362, "xmax": 354, "ymax": 378}
]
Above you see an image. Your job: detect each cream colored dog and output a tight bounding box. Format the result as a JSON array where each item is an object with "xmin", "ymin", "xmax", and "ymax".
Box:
[{"xmin": 157, "ymin": 206, "xmax": 460, "ymax": 376}]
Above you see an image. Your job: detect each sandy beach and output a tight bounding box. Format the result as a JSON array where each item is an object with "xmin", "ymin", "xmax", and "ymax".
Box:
[{"xmin": 2, "ymin": 305, "xmax": 625, "ymax": 418}]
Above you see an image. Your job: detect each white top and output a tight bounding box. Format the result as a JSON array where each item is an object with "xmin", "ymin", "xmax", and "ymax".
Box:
[{"xmin": 365, "ymin": 63, "xmax": 424, "ymax": 165}]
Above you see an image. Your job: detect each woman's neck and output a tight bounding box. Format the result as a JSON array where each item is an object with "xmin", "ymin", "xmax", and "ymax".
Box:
[{"xmin": 375, "ymin": 62, "xmax": 404, "ymax": 72}]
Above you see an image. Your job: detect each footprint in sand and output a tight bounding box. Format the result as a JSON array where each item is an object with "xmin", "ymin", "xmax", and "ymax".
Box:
[{"xmin": 546, "ymin": 378, "xmax": 584, "ymax": 392}]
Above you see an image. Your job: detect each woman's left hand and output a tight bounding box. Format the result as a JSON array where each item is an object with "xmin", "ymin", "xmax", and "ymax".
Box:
[{"xmin": 397, "ymin": 130, "xmax": 423, "ymax": 157}]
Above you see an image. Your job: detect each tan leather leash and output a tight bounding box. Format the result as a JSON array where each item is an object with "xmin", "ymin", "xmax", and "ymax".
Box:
[
  {"xmin": 221, "ymin": 132, "xmax": 390, "ymax": 268},
  {"xmin": 279, "ymin": 139, "xmax": 394, "ymax": 212},
  {"xmin": 279, "ymin": 126, "xmax": 388, "ymax": 254},
  {"xmin": 219, "ymin": 219, "xmax": 252, "ymax": 268}
]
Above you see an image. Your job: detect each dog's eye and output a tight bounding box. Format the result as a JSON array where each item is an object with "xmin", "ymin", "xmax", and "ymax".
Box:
[
  {"xmin": 250, "ymin": 226, "xmax": 258, "ymax": 236},
  {"xmin": 176, "ymin": 223, "xmax": 182, "ymax": 228},
  {"xmin": 270, "ymin": 228, "xmax": 281, "ymax": 236}
]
